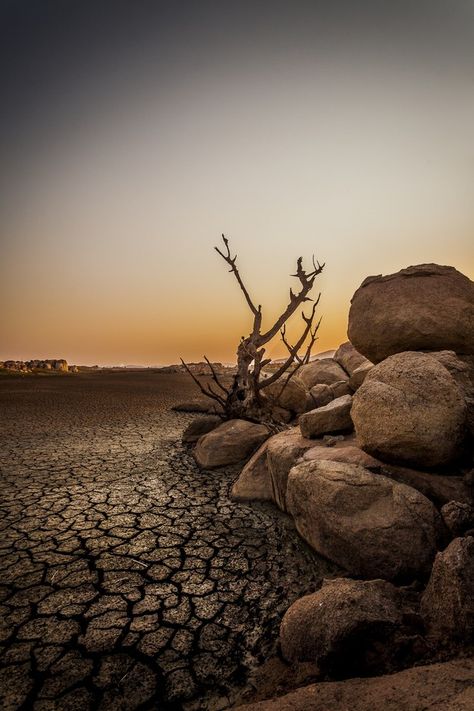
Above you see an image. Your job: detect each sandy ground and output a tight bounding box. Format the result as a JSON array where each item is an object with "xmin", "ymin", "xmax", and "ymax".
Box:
[{"xmin": 0, "ymin": 372, "xmax": 335, "ymax": 710}]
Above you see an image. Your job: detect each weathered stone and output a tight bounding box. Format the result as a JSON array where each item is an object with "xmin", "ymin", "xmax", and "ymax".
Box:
[
  {"xmin": 182, "ymin": 416, "xmax": 222, "ymax": 444},
  {"xmin": 421, "ymin": 537, "xmax": 474, "ymax": 643},
  {"xmin": 299, "ymin": 395, "xmax": 353, "ymax": 439},
  {"xmin": 334, "ymin": 341, "xmax": 370, "ymax": 376},
  {"xmin": 236, "ymin": 658, "xmax": 474, "ymax": 711},
  {"xmin": 301, "ymin": 444, "xmax": 381, "ymax": 469},
  {"xmin": 264, "ymin": 376, "xmax": 308, "ymax": 414},
  {"xmin": 348, "ymin": 264, "xmax": 474, "ymax": 363},
  {"xmin": 286, "ymin": 460, "xmax": 442, "ymax": 581},
  {"xmin": 309, "ymin": 384, "xmax": 333, "ymax": 408},
  {"xmin": 441, "ymin": 501, "xmax": 474, "ymax": 537},
  {"xmin": 232, "ymin": 428, "xmax": 316, "ymax": 510},
  {"xmin": 280, "ymin": 578, "xmax": 402, "ymax": 676},
  {"xmin": 349, "ymin": 361, "xmax": 373, "ymax": 391},
  {"xmin": 194, "ymin": 420, "xmax": 270, "ymax": 469},
  {"xmin": 428, "ymin": 350, "xmax": 474, "ymax": 439},
  {"xmin": 231, "ymin": 441, "xmax": 272, "ymax": 502},
  {"xmin": 266, "ymin": 429, "xmax": 317, "ymax": 511},
  {"xmin": 298, "ymin": 358, "xmax": 348, "ymax": 389},
  {"xmin": 329, "ymin": 380, "xmax": 351, "ymax": 398},
  {"xmin": 380, "ymin": 464, "xmax": 470, "ymax": 509},
  {"xmin": 352, "ymin": 352, "xmax": 468, "ymax": 468}
]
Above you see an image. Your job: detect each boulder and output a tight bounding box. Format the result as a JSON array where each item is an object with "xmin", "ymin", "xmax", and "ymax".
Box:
[
  {"xmin": 348, "ymin": 264, "xmax": 474, "ymax": 363},
  {"xmin": 309, "ymin": 384, "xmax": 333, "ymax": 408},
  {"xmin": 299, "ymin": 395, "xmax": 353, "ymax": 439},
  {"xmin": 301, "ymin": 444, "xmax": 381, "ymax": 469},
  {"xmin": 231, "ymin": 440, "xmax": 272, "ymax": 501},
  {"xmin": 266, "ymin": 429, "xmax": 317, "ymax": 510},
  {"xmin": 380, "ymin": 464, "xmax": 470, "ymax": 509},
  {"xmin": 441, "ymin": 501, "xmax": 474, "ymax": 537},
  {"xmin": 421, "ymin": 536, "xmax": 474, "ymax": 643},
  {"xmin": 264, "ymin": 376, "xmax": 308, "ymax": 414},
  {"xmin": 349, "ymin": 361, "xmax": 373, "ymax": 391},
  {"xmin": 235, "ymin": 658, "xmax": 474, "ymax": 711},
  {"xmin": 428, "ymin": 350, "xmax": 474, "ymax": 439},
  {"xmin": 232, "ymin": 428, "xmax": 316, "ymax": 510},
  {"xmin": 351, "ymin": 352, "xmax": 468, "ymax": 468},
  {"xmin": 334, "ymin": 341, "xmax": 370, "ymax": 376},
  {"xmin": 280, "ymin": 578, "xmax": 402, "ymax": 676},
  {"xmin": 298, "ymin": 358, "xmax": 348, "ymax": 389},
  {"xmin": 329, "ymin": 380, "xmax": 352, "ymax": 398},
  {"xmin": 182, "ymin": 415, "xmax": 222, "ymax": 444},
  {"xmin": 286, "ymin": 460, "xmax": 443, "ymax": 581},
  {"xmin": 194, "ymin": 419, "xmax": 270, "ymax": 469}
]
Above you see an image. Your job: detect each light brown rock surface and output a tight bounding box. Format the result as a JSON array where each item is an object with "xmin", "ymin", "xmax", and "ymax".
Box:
[
  {"xmin": 236, "ymin": 657, "xmax": 474, "ymax": 711},
  {"xmin": 194, "ymin": 419, "xmax": 270, "ymax": 469},
  {"xmin": 351, "ymin": 351, "xmax": 468, "ymax": 468},
  {"xmin": 286, "ymin": 460, "xmax": 442, "ymax": 581},
  {"xmin": 299, "ymin": 395, "xmax": 353, "ymax": 438},
  {"xmin": 348, "ymin": 264, "xmax": 474, "ymax": 363},
  {"xmin": 280, "ymin": 578, "xmax": 402, "ymax": 675},
  {"xmin": 264, "ymin": 377, "xmax": 308, "ymax": 414},
  {"xmin": 182, "ymin": 415, "xmax": 222, "ymax": 444},
  {"xmin": 232, "ymin": 428, "xmax": 316, "ymax": 510},
  {"xmin": 298, "ymin": 358, "xmax": 348, "ymax": 389},
  {"xmin": 421, "ymin": 536, "xmax": 474, "ymax": 644},
  {"xmin": 334, "ymin": 341, "xmax": 370, "ymax": 376}
]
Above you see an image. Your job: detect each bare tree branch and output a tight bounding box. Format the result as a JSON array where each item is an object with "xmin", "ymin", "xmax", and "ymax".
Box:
[
  {"xmin": 257, "ymin": 259, "xmax": 324, "ymax": 345},
  {"xmin": 203, "ymin": 356, "xmax": 229, "ymax": 395},
  {"xmin": 179, "ymin": 358, "xmax": 227, "ymax": 407}
]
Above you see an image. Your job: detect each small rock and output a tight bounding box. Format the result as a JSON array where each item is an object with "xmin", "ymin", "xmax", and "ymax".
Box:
[
  {"xmin": 182, "ymin": 416, "xmax": 222, "ymax": 444},
  {"xmin": 298, "ymin": 359, "xmax": 348, "ymax": 389},
  {"xmin": 299, "ymin": 395, "xmax": 353, "ymax": 439},
  {"xmin": 194, "ymin": 419, "xmax": 270, "ymax": 469},
  {"xmin": 309, "ymin": 384, "xmax": 333, "ymax": 408},
  {"xmin": 334, "ymin": 341, "xmax": 370, "ymax": 376}
]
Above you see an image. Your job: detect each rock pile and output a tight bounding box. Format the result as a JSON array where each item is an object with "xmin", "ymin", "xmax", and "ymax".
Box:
[
  {"xmin": 184, "ymin": 262, "xmax": 474, "ymax": 700},
  {"xmin": 0, "ymin": 359, "xmax": 71, "ymax": 373}
]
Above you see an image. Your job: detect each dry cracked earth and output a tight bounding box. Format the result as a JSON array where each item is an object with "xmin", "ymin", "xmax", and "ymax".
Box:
[{"xmin": 0, "ymin": 372, "xmax": 333, "ymax": 710}]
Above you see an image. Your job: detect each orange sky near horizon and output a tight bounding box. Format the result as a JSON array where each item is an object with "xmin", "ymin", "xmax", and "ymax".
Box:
[{"xmin": 1, "ymin": 1, "xmax": 473, "ymax": 366}]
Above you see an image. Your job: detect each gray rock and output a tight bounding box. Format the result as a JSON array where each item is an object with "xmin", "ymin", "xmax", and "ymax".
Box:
[
  {"xmin": 286, "ymin": 459, "xmax": 443, "ymax": 581},
  {"xmin": 299, "ymin": 395, "xmax": 353, "ymax": 439}
]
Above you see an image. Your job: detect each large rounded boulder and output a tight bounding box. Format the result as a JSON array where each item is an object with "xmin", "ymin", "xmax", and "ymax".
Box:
[
  {"xmin": 286, "ymin": 459, "xmax": 443, "ymax": 582},
  {"xmin": 351, "ymin": 352, "xmax": 468, "ymax": 468},
  {"xmin": 194, "ymin": 419, "xmax": 270, "ymax": 469},
  {"xmin": 348, "ymin": 264, "xmax": 474, "ymax": 363},
  {"xmin": 280, "ymin": 578, "xmax": 403, "ymax": 676}
]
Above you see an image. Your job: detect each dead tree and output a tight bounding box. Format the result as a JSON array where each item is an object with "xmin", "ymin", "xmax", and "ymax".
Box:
[{"xmin": 181, "ymin": 235, "xmax": 324, "ymax": 422}]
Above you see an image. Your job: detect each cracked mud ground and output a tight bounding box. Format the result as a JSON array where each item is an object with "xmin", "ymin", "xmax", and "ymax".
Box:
[{"xmin": 0, "ymin": 372, "xmax": 332, "ymax": 710}]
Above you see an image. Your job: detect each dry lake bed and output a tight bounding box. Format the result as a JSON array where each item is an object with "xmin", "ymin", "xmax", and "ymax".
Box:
[{"xmin": 0, "ymin": 371, "xmax": 333, "ymax": 710}]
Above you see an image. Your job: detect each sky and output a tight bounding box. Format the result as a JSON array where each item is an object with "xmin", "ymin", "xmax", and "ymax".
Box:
[{"xmin": 1, "ymin": 0, "xmax": 473, "ymax": 366}]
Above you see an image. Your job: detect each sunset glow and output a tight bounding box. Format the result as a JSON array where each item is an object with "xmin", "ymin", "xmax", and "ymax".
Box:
[{"xmin": 1, "ymin": 1, "xmax": 473, "ymax": 365}]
